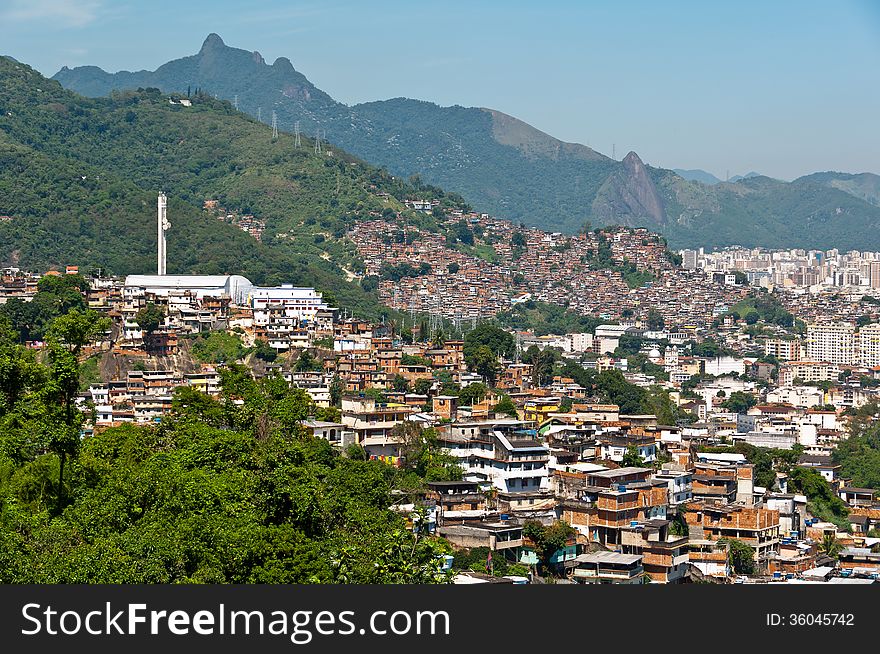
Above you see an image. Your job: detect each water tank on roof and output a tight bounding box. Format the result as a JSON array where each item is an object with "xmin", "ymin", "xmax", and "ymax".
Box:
[
  {"xmin": 618, "ymin": 484, "xmax": 627, "ymax": 492},
  {"xmin": 630, "ymin": 521, "xmax": 638, "ymax": 527},
  {"xmin": 500, "ymin": 514, "xmax": 509, "ymax": 521}
]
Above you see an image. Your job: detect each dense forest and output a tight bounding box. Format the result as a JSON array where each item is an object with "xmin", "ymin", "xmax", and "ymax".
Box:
[
  {"xmin": 0, "ymin": 56, "xmax": 465, "ymax": 321},
  {"xmin": 0, "ymin": 306, "xmax": 453, "ymax": 583}
]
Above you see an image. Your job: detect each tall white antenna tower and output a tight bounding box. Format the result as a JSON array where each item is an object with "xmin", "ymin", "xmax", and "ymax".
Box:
[
  {"xmin": 612, "ymin": 143, "xmax": 616, "ymax": 160},
  {"xmin": 314, "ymin": 129, "xmax": 322, "ymax": 155},
  {"xmin": 271, "ymin": 111, "xmax": 278, "ymax": 139},
  {"xmin": 233, "ymin": 94, "xmax": 239, "ymax": 110},
  {"xmin": 157, "ymin": 193, "xmax": 170, "ymax": 275},
  {"xmin": 294, "ymin": 121, "xmax": 301, "ymax": 148},
  {"xmin": 257, "ymin": 107, "xmax": 262, "ymax": 123}
]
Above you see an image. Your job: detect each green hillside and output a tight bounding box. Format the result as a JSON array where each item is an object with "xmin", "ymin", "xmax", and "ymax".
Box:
[
  {"xmin": 51, "ymin": 34, "xmax": 880, "ymax": 249},
  {"xmin": 0, "ymin": 56, "xmax": 462, "ymax": 319}
]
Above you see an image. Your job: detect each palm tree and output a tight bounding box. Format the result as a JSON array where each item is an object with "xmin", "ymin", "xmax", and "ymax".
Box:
[{"xmin": 819, "ymin": 533, "xmax": 843, "ymax": 559}]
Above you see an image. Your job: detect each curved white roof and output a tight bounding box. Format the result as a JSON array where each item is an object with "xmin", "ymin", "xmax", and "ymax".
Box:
[{"xmin": 124, "ymin": 274, "xmax": 253, "ymax": 304}]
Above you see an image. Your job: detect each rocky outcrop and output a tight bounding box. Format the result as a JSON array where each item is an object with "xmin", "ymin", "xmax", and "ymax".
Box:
[{"xmin": 591, "ymin": 151, "xmax": 666, "ymax": 226}]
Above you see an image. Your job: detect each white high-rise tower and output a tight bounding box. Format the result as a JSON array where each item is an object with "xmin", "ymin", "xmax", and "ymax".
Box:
[{"xmin": 157, "ymin": 193, "xmax": 170, "ymax": 275}]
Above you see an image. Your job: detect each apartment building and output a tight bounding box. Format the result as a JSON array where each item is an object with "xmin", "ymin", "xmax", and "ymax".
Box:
[
  {"xmin": 684, "ymin": 502, "xmax": 781, "ymax": 567},
  {"xmin": 858, "ymin": 322, "xmax": 880, "ymax": 367},
  {"xmin": 340, "ymin": 395, "xmax": 416, "ymax": 458},
  {"xmin": 437, "ymin": 420, "xmax": 550, "ymax": 494},
  {"xmin": 805, "ymin": 323, "xmax": 855, "ymax": 365},
  {"xmin": 619, "ymin": 520, "xmax": 690, "ymax": 583},
  {"xmin": 779, "ymin": 361, "xmax": 840, "ymax": 386},
  {"xmin": 764, "ymin": 338, "xmax": 802, "ymax": 361}
]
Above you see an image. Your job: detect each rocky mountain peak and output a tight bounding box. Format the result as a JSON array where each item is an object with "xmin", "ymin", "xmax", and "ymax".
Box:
[{"xmin": 200, "ymin": 33, "xmax": 226, "ymax": 52}]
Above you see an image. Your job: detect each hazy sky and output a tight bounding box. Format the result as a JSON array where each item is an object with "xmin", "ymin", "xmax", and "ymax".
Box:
[{"xmin": 2, "ymin": 0, "xmax": 879, "ymax": 180}]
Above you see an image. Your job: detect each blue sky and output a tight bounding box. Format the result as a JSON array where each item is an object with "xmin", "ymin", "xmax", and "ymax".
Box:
[{"xmin": 1, "ymin": 0, "xmax": 878, "ymax": 180}]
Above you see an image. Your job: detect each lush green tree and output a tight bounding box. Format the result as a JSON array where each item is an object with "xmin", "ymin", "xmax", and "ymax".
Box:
[
  {"xmin": 787, "ymin": 466, "xmax": 849, "ymax": 528},
  {"xmin": 329, "ymin": 374, "xmax": 344, "ymax": 407},
  {"xmin": 413, "ymin": 378, "xmax": 433, "ymax": 396},
  {"xmin": 390, "ymin": 422, "xmax": 462, "ymax": 482},
  {"xmin": 392, "ymin": 374, "xmax": 410, "ymax": 393},
  {"xmin": 721, "ymin": 391, "xmax": 757, "ymax": 414},
  {"xmin": 531, "ymin": 349, "xmax": 557, "ymax": 387},
  {"xmin": 819, "ymin": 533, "xmax": 843, "ymax": 559},
  {"xmin": 622, "ymin": 446, "xmax": 646, "ymax": 468},
  {"xmin": 294, "ymin": 350, "xmax": 322, "ymax": 372},
  {"xmin": 463, "ymin": 324, "xmax": 515, "ymax": 362},
  {"xmin": 494, "ymin": 395, "xmax": 518, "ymax": 418},
  {"xmin": 522, "ymin": 520, "xmax": 576, "ymax": 572},
  {"xmin": 719, "ymin": 538, "xmax": 755, "ymax": 575},
  {"xmin": 469, "ymin": 345, "xmax": 500, "ymax": 386},
  {"xmin": 252, "ymin": 338, "xmax": 277, "ymax": 362},
  {"xmin": 646, "ymin": 308, "xmax": 665, "ymax": 330},
  {"xmin": 135, "ymin": 303, "xmax": 165, "ymax": 338},
  {"xmin": 458, "ymin": 382, "xmax": 488, "ymax": 406},
  {"xmin": 191, "ymin": 331, "xmax": 248, "ymax": 364}
]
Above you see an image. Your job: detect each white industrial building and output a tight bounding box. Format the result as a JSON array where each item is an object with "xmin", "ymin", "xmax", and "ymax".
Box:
[{"xmin": 123, "ymin": 274, "xmax": 254, "ymax": 305}]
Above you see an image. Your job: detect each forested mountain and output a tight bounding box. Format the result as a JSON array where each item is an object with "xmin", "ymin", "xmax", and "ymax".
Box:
[
  {"xmin": 672, "ymin": 169, "xmax": 723, "ymax": 185},
  {"xmin": 0, "ymin": 55, "xmax": 465, "ymax": 319},
  {"xmin": 52, "ymin": 34, "xmax": 880, "ymax": 250}
]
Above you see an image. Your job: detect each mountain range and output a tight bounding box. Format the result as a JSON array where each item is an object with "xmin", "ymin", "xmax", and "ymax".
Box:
[
  {"xmin": 0, "ymin": 54, "xmax": 472, "ymax": 319},
  {"xmin": 672, "ymin": 170, "xmax": 766, "ymax": 185},
  {"xmin": 49, "ymin": 34, "xmax": 880, "ymax": 251}
]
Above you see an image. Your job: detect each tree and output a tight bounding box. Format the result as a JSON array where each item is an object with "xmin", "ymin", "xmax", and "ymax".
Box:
[
  {"xmin": 135, "ymin": 302, "xmax": 165, "ymax": 339},
  {"xmin": 294, "ymin": 350, "xmax": 322, "ymax": 372},
  {"xmin": 413, "ymin": 378, "xmax": 433, "ymax": 396},
  {"xmin": 720, "ymin": 539, "xmax": 755, "ymax": 575},
  {"xmin": 41, "ymin": 310, "xmax": 110, "ymax": 512},
  {"xmin": 523, "ymin": 520, "xmax": 576, "ymax": 572},
  {"xmin": 463, "ymin": 324, "xmax": 514, "ymax": 362},
  {"xmin": 392, "ymin": 374, "xmax": 410, "ymax": 393},
  {"xmin": 431, "ymin": 328, "xmax": 446, "ymax": 349},
  {"xmin": 494, "ymin": 395, "xmax": 518, "ymax": 418},
  {"xmin": 329, "ymin": 374, "xmax": 344, "ymax": 407},
  {"xmin": 819, "ymin": 533, "xmax": 843, "ymax": 559},
  {"xmin": 622, "ymin": 446, "xmax": 645, "ymax": 468},
  {"xmin": 646, "ymin": 308, "xmax": 665, "ymax": 331},
  {"xmin": 469, "ymin": 345, "xmax": 500, "ymax": 386},
  {"xmin": 390, "ymin": 423, "xmax": 461, "ymax": 481},
  {"xmin": 191, "ymin": 331, "xmax": 248, "ymax": 364},
  {"xmin": 787, "ymin": 466, "xmax": 849, "ymax": 529},
  {"xmin": 721, "ymin": 391, "xmax": 757, "ymax": 414},
  {"xmin": 253, "ymin": 338, "xmax": 277, "ymax": 362},
  {"xmin": 521, "ymin": 344, "xmax": 541, "ymax": 364},
  {"xmin": 531, "ymin": 349, "xmax": 556, "ymax": 387},
  {"xmin": 458, "ymin": 382, "xmax": 488, "ymax": 406}
]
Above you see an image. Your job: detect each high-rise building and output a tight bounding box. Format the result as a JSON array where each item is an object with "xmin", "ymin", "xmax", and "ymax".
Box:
[
  {"xmin": 859, "ymin": 323, "xmax": 880, "ymax": 367},
  {"xmin": 870, "ymin": 261, "xmax": 880, "ymax": 290},
  {"xmin": 805, "ymin": 323, "xmax": 855, "ymax": 365},
  {"xmin": 764, "ymin": 339, "xmax": 802, "ymax": 361}
]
